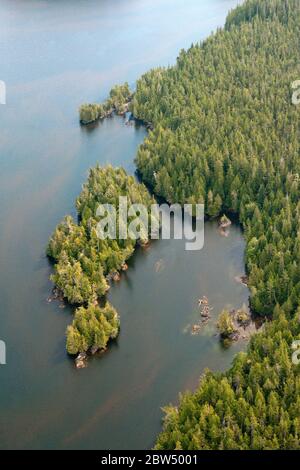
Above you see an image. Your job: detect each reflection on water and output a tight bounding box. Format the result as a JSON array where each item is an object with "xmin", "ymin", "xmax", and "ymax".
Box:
[{"xmin": 0, "ymin": 0, "xmax": 243, "ymax": 450}]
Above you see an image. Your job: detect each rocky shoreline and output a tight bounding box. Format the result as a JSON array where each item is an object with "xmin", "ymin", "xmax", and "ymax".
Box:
[{"xmin": 186, "ymin": 293, "xmax": 261, "ymax": 346}]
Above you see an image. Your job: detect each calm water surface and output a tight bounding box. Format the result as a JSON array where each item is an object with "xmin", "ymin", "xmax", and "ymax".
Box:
[{"xmin": 0, "ymin": 0, "xmax": 245, "ymax": 449}]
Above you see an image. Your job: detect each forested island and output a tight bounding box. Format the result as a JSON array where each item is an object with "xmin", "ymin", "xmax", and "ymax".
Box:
[
  {"xmin": 54, "ymin": 0, "xmax": 300, "ymax": 448},
  {"xmin": 127, "ymin": 0, "xmax": 300, "ymax": 450},
  {"xmin": 47, "ymin": 166, "xmax": 155, "ymax": 361}
]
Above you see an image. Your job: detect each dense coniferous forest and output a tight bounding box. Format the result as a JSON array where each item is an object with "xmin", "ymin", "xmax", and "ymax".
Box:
[
  {"xmin": 66, "ymin": 302, "xmax": 120, "ymax": 355},
  {"xmin": 47, "ymin": 165, "xmax": 155, "ymax": 354},
  {"xmin": 129, "ymin": 0, "xmax": 300, "ymax": 449},
  {"xmin": 79, "ymin": 83, "xmax": 133, "ymax": 123}
]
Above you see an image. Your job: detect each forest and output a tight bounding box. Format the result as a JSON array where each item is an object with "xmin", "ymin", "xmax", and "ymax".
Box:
[
  {"xmin": 47, "ymin": 165, "xmax": 155, "ymax": 355},
  {"xmin": 79, "ymin": 82, "xmax": 133, "ymax": 123},
  {"xmin": 128, "ymin": 0, "xmax": 300, "ymax": 449}
]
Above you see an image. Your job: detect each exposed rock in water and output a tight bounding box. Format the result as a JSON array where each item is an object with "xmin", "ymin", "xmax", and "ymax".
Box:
[
  {"xmin": 234, "ymin": 275, "xmax": 249, "ymax": 286},
  {"xmin": 198, "ymin": 295, "xmax": 208, "ymax": 306},
  {"xmin": 219, "ymin": 214, "xmax": 232, "ymax": 228},
  {"xmin": 191, "ymin": 324, "xmax": 201, "ymax": 335},
  {"xmin": 218, "ymin": 228, "xmax": 229, "ymax": 237},
  {"xmin": 75, "ymin": 352, "xmax": 88, "ymax": 369},
  {"xmin": 198, "ymin": 296, "xmax": 212, "ymax": 318},
  {"xmin": 112, "ymin": 272, "xmax": 121, "ymax": 282},
  {"xmin": 201, "ymin": 307, "xmax": 211, "ymax": 318},
  {"xmin": 121, "ymin": 263, "xmax": 128, "ymax": 271},
  {"xmin": 185, "ymin": 296, "xmax": 214, "ymax": 335},
  {"xmin": 46, "ymin": 287, "xmax": 64, "ymax": 304},
  {"xmin": 90, "ymin": 345, "xmax": 99, "ymax": 355}
]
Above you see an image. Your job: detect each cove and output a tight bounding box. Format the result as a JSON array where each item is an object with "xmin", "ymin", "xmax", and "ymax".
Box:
[
  {"xmin": 0, "ymin": 0, "xmax": 245, "ymax": 449},
  {"xmin": 101, "ymin": 455, "xmax": 135, "ymax": 467}
]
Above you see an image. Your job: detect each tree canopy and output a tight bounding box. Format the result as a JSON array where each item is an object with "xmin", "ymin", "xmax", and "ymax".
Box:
[
  {"xmin": 79, "ymin": 82, "xmax": 133, "ymax": 123},
  {"xmin": 47, "ymin": 165, "xmax": 154, "ymax": 354},
  {"xmin": 66, "ymin": 302, "xmax": 120, "ymax": 355},
  {"xmin": 128, "ymin": 0, "xmax": 300, "ymax": 449}
]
